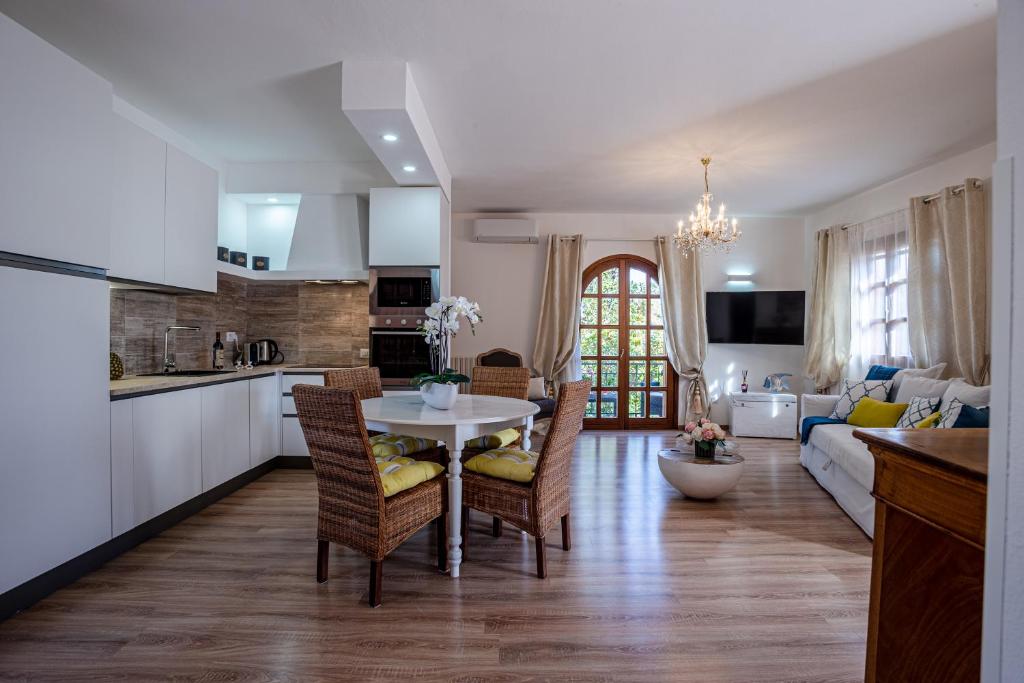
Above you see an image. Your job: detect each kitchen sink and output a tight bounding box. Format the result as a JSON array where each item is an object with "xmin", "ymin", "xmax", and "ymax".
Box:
[{"xmin": 136, "ymin": 370, "xmax": 238, "ymax": 377}]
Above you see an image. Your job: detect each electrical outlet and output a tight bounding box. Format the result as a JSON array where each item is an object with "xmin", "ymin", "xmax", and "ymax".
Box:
[
  {"xmin": 225, "ymin": 331, "xmax": 238, "ymax": 342},
  {"xmin": 359, "ymin": 348, "xmax": 370, "ymax": 359}
]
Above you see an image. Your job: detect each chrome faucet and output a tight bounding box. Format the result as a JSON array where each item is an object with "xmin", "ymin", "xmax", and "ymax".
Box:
[{"xmin": 163, "ymin": 325, "xmax": 201, "ymax": 372}]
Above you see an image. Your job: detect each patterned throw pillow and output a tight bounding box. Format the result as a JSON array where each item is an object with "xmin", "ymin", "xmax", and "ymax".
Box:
[
  {"xmin": 936, "ymin": 398, "xmax": 965, "ymax": 429},
  {"xmin": 830, "ymin": 379, "xmax": 894, "ymax": 421},
  {"xmin": 896, "ymin": 396, "xmax": 942, "ymax": 429}
]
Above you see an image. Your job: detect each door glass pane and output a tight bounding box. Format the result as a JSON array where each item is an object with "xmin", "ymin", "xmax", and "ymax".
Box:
[
  {"xmin": 628, "ymin": 391, "xmax": 645, "ymax": 418},
  {"xmin": 600, "ymin": 360, "xmax": 618, "ymax": 388},
  {"xmin": 629, "ymin": 329, "xmax": 647, "ymax": 357},
  {"xmin": 584, "ymin": 278, "xmax": 598, "ymax": 295},
  {"xmin": 600, "ymin": 390, "xmax": 617, "ymax": 417},
  {"xmin": 581, "ymin": 329, "xmax": 598, "ymax": 356},
  {"xmin": 628, "ymin": 360, "xmax": 646, "ymax": 387},
  {"xmin": 600, "ymin": 297, "xmax": 619, "ymax": 325},
  {"xmin": 629, "ymin": 298, "xmax": 647, "ymax": 325},
  {"xmin": 629, "ymin": 268, "xmax": 647, "ymax": 294},
  {"xmin": 649, "ymin": 277, "xmax": 661, "ymax": 296},
  {"xmin": 585, "ymin": 391, "xmax": 597, "ymax": 418},
  {"xmin": 581, "ymin": 298, "xmax": 598, "ymax": 325},
  {"xmin": 581, "ymin": 360, "xmax": 597, "ymax": 387},
  {"xmin": 650, "ymin": 328, "xmax": 665, "ymax": 356},
  {"xmin": 650, "ymin": 360, "xmax": 667, "ymax": 387},
  {"xmin": 650, "ymin": 298, "xmax": 663, "ymax": 326},
  {"xmin": 601, "ymin": 268, "xmax": 619, "ymax": 295},
  {"xmin": 600, "ymin": 329, "xmax": 619, "ymax": 357},
  {"xmin": 649, "ymin": 391, "xmax": 667, "ymax": 418}
]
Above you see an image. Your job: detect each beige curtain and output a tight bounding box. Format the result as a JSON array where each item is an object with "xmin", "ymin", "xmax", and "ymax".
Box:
[
  {"xmin": 908, "ymin": 179, "xmax": 990, "ymax": 384},
  {"xmin": 655, "ymin": 237, "xmax": 708, "ymax": 424},
  {"xmin": 804, "ymin": 225, "xmax": 852, "ymax": 391},
  {"xmin": 532, "ymin": 234, "xmax": 584, "ymax": 384}
]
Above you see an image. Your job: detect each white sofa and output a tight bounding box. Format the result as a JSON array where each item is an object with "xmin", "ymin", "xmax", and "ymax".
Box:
[{"xmin": 799, "ymin": 394, "xmax": 877, "ymax": 537}]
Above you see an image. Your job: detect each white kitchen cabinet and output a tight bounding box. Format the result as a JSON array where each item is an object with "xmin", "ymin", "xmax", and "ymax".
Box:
[
  {"xmin": 164, "ymin": 144, "xmax": 218, "ymax": 291},
  {"xmin": 109, "ymin": 114, "xmax": 167, "ymax": 283},
  {"xmin": 0, "ymin": 266, "xmax": 111, "ymax": 594},
  {"xmin": 282, "ymin": 373, "xmax": 324, "ymax": 394},
  {"xmin": 369, "ymin": 187, "xmax": 445, "ymax": 266},
  {"xmin": 282, "ymin": 417, "xmax": 310, "ymax": 457},
  {"xmin": 249, "ymin": 374, "xmax": 281, "ymax": 466},
  {"xmin": 0, "ymin": 14, "xmax": 113, "ymax": 269},
  {"xmin": 110, "ymin": 399, "xmax": 135, "ymax": 537},
  {"xmin": 132, "ymin": 389, "xmax": 203, "ymax": 525},
  {"xmin": 201, "ymin": 382, "xmax": 251, "ymax": 491}
]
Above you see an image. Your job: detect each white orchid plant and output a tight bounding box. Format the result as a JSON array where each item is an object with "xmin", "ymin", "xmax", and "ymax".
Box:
[{"xmin": 412, "ymin": 296, "xmax": 483, "ymax": 387}]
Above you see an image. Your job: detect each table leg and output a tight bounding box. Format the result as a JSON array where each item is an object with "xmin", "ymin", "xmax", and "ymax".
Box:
[
  {"xmin": 521, "ymin": 415, "xmax": 534, "ymax": 452},
  {"xmin": 446, "ymin": 427, "xmax": 464, "ymax": 578}
]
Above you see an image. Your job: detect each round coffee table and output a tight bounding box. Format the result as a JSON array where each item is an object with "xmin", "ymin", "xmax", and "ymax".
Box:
[{"xmin": 657, "ymin": 448, "xmax": 745, "ymax": 499}]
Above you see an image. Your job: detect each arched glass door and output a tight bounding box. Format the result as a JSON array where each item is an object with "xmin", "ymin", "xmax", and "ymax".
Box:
[{"xmin": 580, "ymin": 255, "xmax": 676, "ymax": 429}]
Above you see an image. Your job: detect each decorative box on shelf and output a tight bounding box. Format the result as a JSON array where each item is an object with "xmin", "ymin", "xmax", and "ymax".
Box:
[{"xmin": 728, "ymin": 391, "xmax": 797, "ymax": 439}]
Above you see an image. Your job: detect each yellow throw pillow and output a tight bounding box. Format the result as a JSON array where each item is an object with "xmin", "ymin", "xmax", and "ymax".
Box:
[
  {"xmin": 464, "ymin": 447, "xmax": 539, "ymax": 483},
  {"xmin": 847, "ymin": 397, "xmax": 909, "ymax": 428},
  {"xmin": 465, "ymin": 428, "xmax": 521, "ymax": 450},
  {"xmin": 374, "ymin": 456, "xmax": 444, "ymax": 497},
  {"xmin": 915, "ymin": 412, "xmax": 942, "ymax": 429},
  {"xmin": 370, "ymin": 433, "xmax": 438, "ymax": 458}
]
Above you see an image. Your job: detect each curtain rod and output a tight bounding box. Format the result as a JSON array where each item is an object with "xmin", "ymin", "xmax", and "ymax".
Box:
[
  {"xmin": 835, "ymin": 180, "xmax": 984, "ymax": 230},
  {"xmin": 557, "ymin": 237, "xmax": 658, "ymax": 242}
]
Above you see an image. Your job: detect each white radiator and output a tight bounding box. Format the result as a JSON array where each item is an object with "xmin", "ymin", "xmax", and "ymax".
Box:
[{"xmin": 451, "ymin": 356, "xmax": 475, "ymax": 392}]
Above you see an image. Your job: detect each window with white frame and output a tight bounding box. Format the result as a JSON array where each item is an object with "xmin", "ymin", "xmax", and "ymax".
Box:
[{"xmin": 849, "ymin": 211, "xmax": 913, "ymax": 375}]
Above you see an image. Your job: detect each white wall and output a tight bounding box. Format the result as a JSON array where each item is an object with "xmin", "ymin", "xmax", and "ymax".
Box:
[
  {"xmin": 983, "ymin": 3, "xmax": 1023, "ymax": 681},
  {"xmin": 451, "ymin": 212, "xmax": 807, "ymax": 424},
  {"xmin": 245, "ymin": 204, "xmax": 299, "ymax": 271}
]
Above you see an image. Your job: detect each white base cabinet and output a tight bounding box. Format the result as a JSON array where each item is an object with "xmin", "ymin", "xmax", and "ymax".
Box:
[
  {"xmin": 131, "ymin": 390, "xmax": 203, "ymax": 525},
  {"xmin": 201, "ymin": 382, "xmax": 251, "ymax": 491},
  {"xmin": 249, "ymin": 374, "xmax": 281, "ymax": 466},
  {"xmin": 728, "ymin": 392, "xmax": 798, "ymax": 439},
  {"xmin": 110, "ymin": 400, "xmax": 135, "ymax": 537}
]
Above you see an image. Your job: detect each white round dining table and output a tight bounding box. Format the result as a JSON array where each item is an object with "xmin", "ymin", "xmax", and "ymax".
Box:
[{"xmin": 361, "ymin": 393, "xmax": 540, "ymax": 578}]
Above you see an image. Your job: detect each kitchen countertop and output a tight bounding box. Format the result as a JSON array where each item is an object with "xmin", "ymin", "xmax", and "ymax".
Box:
[{"xmin": 110, "ymin": 364, "xmax": 368, "ymax": 400}]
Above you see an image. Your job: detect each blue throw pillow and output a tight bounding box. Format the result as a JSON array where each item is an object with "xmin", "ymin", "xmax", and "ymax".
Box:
[
  {"xmin": 865, "ymin": 364, "xmax": 900, "ymax": 381},
  {"xmin": 952, "ymin": 404, "xmax": 990, "ymax": 428}
]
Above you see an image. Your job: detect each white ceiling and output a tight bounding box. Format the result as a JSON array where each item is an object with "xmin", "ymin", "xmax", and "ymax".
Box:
[{"xmin": 0, "ymin": 0, "xmax": 996, "ymax": 215}]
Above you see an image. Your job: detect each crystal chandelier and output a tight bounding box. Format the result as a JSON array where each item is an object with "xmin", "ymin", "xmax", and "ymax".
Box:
[{"xmin": 674, "ymin": 157, "xmax": 741, "ymax": 256}]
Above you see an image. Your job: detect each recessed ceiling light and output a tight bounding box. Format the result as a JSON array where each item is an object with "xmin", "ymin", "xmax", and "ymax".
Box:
[
  {"xmin": 267, "ymin": 196, "xmax": 279, "ymax": 203},
  {"xmin": 402, "ymin": 165, "xmax": 417, "ymax": 173},
  {"xmin": 381, "ymin": 133, "xmax": 399, "ymax": 143}
]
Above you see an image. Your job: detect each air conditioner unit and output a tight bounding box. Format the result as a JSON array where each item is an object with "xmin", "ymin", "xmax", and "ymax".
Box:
[{"xmin": 473, "ymin": 218, "xmax": 538, "ymax": 244}]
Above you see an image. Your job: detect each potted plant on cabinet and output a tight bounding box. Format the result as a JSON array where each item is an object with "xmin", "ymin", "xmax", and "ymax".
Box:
[{"xmin": 411, "ymin": 296, "xmax": 482, "ymax": 409}]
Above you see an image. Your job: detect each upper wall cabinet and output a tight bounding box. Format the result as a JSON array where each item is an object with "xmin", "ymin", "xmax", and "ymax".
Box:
[
  {"xmin": 109, "ymin": 115, "xmax": 166, "ymax": 284},
  {"xmin": 369, "ymin": 187, "xmax": 446, "ymax": 267},
  {"xmin": 0, "ymin": 14, "xmax": 112, "ymax": 269},
  {"xmin": 164, "ymin": 145, "xmax": 218, "ymax": 292}
]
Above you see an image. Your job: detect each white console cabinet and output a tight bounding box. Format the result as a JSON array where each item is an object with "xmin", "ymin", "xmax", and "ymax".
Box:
[{"xmin": 728, "ymin": 392, "xmax": 798, "ymax": 439}]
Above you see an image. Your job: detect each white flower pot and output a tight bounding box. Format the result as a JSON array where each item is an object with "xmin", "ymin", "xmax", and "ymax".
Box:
[{"xmin": 420, "ymin": 382, "xmax": 459, "ymax": 410}]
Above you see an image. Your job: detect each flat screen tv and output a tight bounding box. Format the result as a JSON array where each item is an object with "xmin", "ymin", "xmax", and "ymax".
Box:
[{"xmin": 706, "ymin": 290, "xmax": 805, "ymax": 345}]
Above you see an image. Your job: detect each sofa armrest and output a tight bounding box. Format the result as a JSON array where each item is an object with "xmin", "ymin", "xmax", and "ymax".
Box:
[{"xmin": 801, "ymin": 393, "xmax": 839, "ymax": 419}]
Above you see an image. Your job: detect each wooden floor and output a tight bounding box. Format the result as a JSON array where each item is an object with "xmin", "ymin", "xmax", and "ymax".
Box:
[{"xmin": 0, "ymin": 432, "xmax": 871, "ymax": 682}]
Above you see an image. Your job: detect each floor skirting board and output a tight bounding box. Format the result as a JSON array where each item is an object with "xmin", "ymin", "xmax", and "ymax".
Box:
[{"xmin": 0, "ymin": 456, "xmax": 299, "ymax": 621}]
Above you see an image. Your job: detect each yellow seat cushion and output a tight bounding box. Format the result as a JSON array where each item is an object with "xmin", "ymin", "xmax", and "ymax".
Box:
[
  {"xmin": 847, "ymin": 397, "xmax": 909, "ymax": 428},
  {"xmin": 464, "ymin": 428, "xmax": 521, "ymax": 450},
  {"xmin": 464, "ymin": 447, "xmax": 539, "ymax": 483},
  {"xmin": 374, "ymin": 454, "xmax": 444, "ymax": 497},
  {"xmin": 369, "ymin": 433, "xmax": 438, "ymax": 459},
  {"xmin": 915, "ymin": 412, "xmax": 942, "ymax": 429}
]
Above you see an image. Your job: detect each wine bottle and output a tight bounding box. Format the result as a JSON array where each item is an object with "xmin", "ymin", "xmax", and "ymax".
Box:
[{"xmin": 213, "ymin": 332, "xmax": 225, "ymax": 369}]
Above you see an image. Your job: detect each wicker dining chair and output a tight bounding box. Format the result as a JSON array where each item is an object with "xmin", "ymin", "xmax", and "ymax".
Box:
[
  {"xmin": 324, "ymin": 367, "xmax": 447, "ymax": 464},
  {"xmin": 461, "ymin": 365, "xmax": 531, "ymax": 538},
  {"xmin": 461, "ymin": 379, "xmax": 591, "ymax": 578},
  {"xmin": 292, "ymin": 384, "xmax": 447, "ymax": 607}
]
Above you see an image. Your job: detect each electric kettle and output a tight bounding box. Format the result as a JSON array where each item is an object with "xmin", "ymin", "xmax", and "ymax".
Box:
[{"xmin": 245, "ymin": 339, "xmax": 283, "ymax": 365}]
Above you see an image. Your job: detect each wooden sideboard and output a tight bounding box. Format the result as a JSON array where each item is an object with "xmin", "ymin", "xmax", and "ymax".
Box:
[{"xmin": 854, "ymin": 428, "xmax": 988, "ymax": 683}]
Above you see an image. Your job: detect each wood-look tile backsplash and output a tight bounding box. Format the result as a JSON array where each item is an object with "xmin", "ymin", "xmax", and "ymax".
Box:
[{"xmin": 110, "ymin": 273, "xmax": 369, "ymax": 375}]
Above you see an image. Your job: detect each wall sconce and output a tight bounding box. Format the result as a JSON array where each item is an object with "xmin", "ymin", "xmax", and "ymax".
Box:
[{"xmin": 727, "ymin": 274, "xmax": 754, "ymax": 284}]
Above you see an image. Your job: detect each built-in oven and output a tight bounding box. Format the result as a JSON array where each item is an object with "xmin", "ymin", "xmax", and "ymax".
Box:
[
  {"xmin": 369, "ymin": 267, "xmax": 439, "ymax": 316},
  {"xmin": 370, "ymin": 327, "xmax": 433, "ymax": 387}
]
